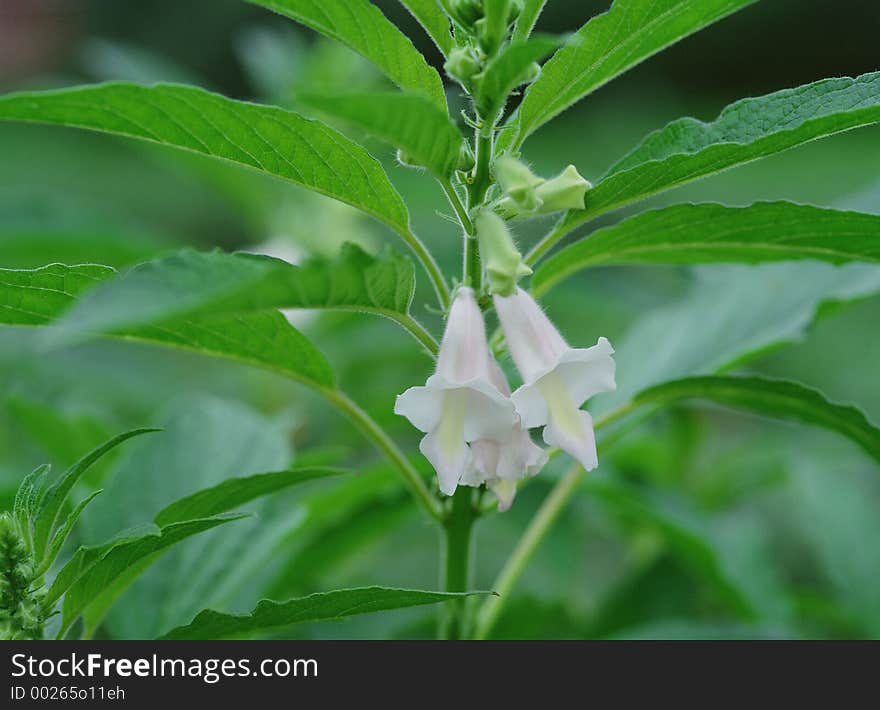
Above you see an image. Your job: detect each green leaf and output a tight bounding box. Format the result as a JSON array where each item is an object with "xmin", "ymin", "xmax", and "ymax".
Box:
[
  {"xmin": 398, "ymin": 0, "xmax": 454, "ymax": 54},
  {"xmin": 57, "ymin": 514, "xmax": 247, "ymax": 637},
  {"xmin": 13, "ymin": 463, "xmax": 51, "ymax": 535},
  {"xmin": 633, "ymin": 376, "xmax": 880, "ymax": 465},
  {"xmin": 300, "ymin": 92, "xmax": 462, "ymax": 177},
  {"xmin": 37, "ymin": 490, "xmax": 103, "ymax": 575},
  {"xmin": 512, "ymin": 0, "xmax": 548, "ymax": 41},
  {"xmin": 159, "ymin": 586, "xmax": 489, "ymax": 639},
  {"xmin": 476, "ymin": 35, "xmax": 562, "ymax": 124},
  {"xmin": 509, "ymin": 0, "xmax": 757, "ymax": 147},
  {"xmin": 32, "ymin": 428, "xmax": 160, "ymax": 559},
  {"xmin": 247, "ymin": 0, "xmax": 447, "ymax": 109},
  {"xmin": 556, "ymin": 71, "xmax": 880, "ymax": 241},
  {"xmin": 0, "ymin": 263, "xmax": 337, "ymax": 388},
  {"xmin": 533, "ymin": 202, "xmax": 880, "ymax": 295},
  {"xmin": 154, "ymin": 468, "xmax": 345, "ymax": 527},
  {"xmin": 0, "ymin": 82, "xmax": 411, "ymax": 237},
  {"xmin": 45, "ymin": 245, "xmax": 432, "ymax": 351}
]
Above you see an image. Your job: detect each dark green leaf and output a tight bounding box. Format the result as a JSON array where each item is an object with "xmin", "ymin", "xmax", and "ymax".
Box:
[
  {"xmin": 247, "ymin": 0, "xmax": 447, "ymax": 109},
  {"xmin": 633, "ymin": 376, "xmax": 880, "ymax": 465},
  {"xmin": 533, "ymin": 202, "xmax": 880, "ymax": 295},
  {"xmin": 38, "ymin": 490, "xmax": 103, "ymax": 574},
  {"xmin": 160, "ymin": 586, "xmax": 489, "ymax": 639}
]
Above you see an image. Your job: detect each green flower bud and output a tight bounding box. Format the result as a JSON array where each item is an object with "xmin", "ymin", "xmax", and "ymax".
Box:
[
  {"xmin": 507, "ymin": 0, "xmax": 524, "ymax": 25},
  {"xmin": 449, "ymin": 0, "xmax": 484, "ymax": 28},
  {"xmin": 0, "ymin": 512, "xmax": 45, "ymax": 640},
  {"xmin": 457, "ymin": 143, "xmax": 476, "ymax": 172},
  {"xmin": 494, "ymin": 155, "xmax": 545, "ymax": 212},
  {"xmin": 444, "ymin": 47, "xmax": 481, "ymax": 88},
  {"xmin": 475, "ymin": 209, "xmax": 532, "ymax": 297},
  {"xmin": 534, "ymin": 165, "xmax": 592, "ymax": 213}
]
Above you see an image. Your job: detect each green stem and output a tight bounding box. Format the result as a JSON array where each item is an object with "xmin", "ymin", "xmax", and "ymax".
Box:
[
  {"xmin": 472, "ymin": 402, "xmax": 639, "ymax": 639},
  {"xmin": 440, "ymin": 488, "xmax": 476, "ymax": 639},
  {"xmin": 441, "ymin": 178, "xmax": 474, "ymax": 235},
  {"xmin": 396, "ymin": 314, "xmax": 440, "ymax": 356},
  {"xmin": 468, "ymin": 128, "xmax": 494, "ymax": 208},
  {"xmin": 524, "ymin": 216, "xmax": 570, "ymax": 268},
  {"xmin": 321, "ymin": 388, "xmax": 442, "ymax": 521},
  {"xmin": 403, "ymin": 227, "xmax": 451, "ymax": 310}
]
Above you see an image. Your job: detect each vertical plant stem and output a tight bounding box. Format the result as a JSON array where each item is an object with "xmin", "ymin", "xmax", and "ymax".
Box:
[
  {"xmin": 440, "ymin": 488, "xmax": 476, "ymax": 639},
  {"xmin": 403, "ymin": 227, "xmax": 451, "ymax": 310}
]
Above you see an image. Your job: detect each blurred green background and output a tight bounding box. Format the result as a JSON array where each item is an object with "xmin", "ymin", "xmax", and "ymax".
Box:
[{"xmin": 1, "ymin": 0, "xmax": 878, "ymax": 639}]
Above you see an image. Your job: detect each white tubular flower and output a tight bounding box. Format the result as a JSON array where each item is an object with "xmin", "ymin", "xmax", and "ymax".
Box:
[
  {"xmin": 494, "ymin": 287, "xmax": 616, "ymax": 472},
  {"xmin": 460, "ymin": 359, "xmax": 548, "ymax": 511},
  {"xmin": 395, "ymin": 288, "xmax": 516, "ymax": 496}
]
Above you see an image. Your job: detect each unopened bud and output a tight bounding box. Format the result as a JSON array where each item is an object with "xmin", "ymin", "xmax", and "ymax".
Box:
[
  {"xmin": 535, "ymin": 165, "xmax": 592, "ymax": 213},
  {"xmin": 475, "ymin": 209, "xmax": 532, "ymax": 297},
  {"xmin": 449, "ymin": 0, "xmax": 483, "ymax": 28},
  {"xmin": 494, "ymin": 155, "xmax": 545, "ymax": 212},
  {"xmin": 457, "ymin": 144, "xmax": 476, "ymax": 172},
  {"xmin": 444, "ymin": 47, "xmax": 482, "ymax": 88}
]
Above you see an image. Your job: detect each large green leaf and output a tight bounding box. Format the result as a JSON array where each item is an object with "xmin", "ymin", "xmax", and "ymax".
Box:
[
  {"xmin": 0, "ymin": 82, "xmax": 411, "ymax": 237},
  {"xmin": 553, "ymin": 71, "xmax": 880, "ymax": 243},
  {"xmin": 56, "ymin": 515, "xmax": 247, "ymax": 637},
  {"xmin": 398, "ymin": 0, "xmax": 453, "ymax": 54},
  {"xmin": 476, "ymin": 35, "xmax": 562, "ymax": 124},
  {"xmin": 633, "ymin": 376, "xmax": 880, "ymax": 465},
  {"xmin": 300, "ymin": 92, "xmax": 462, "ymax": 177},
  {"xmin": 154, "ymin": 468, "xmax": 345, "ymax": 527},
  {"xmin": 0, "ymin": 263, "xmax": 336, "ymax": 388},
  {"xmin": 47, "ymin": 245, "xmax": 433, "ymax": 351},
  {"xmin": 160, "ymin": 586, "xmax": 487, "ymax": 639},
  {"xmin": 508, "ymin": 0, "xmax": 757, "ymax": 147},
  {"xmin": 247, "ymin": 0, "xmax": 447, "ymax": 109},
  {"xmin": 533, "ymin": 202, "xmax": 880, "ymax": 295}
]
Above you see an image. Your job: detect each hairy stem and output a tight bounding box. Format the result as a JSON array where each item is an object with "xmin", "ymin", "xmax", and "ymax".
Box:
[
  {"xmin": 396, "ymin": 314, "xmax": 440, "ymax": 356},
  {"xmin": 321, "ymin": 388, "xmax": 442, "ymax": 521},
  {"xmin": 440, "ymin": 488, "xmax": 476, "ymax": 639}
]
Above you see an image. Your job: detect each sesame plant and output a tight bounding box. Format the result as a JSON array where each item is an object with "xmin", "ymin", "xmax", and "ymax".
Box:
[{"xmin": 1, "ymin": 0, "xmax": 879, "ymax": 640}]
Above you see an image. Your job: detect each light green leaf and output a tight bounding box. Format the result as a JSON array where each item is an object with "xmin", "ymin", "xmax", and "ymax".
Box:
[
  {"xmin": 0, "ymin": 82, "xmax": 411, "ymax": 236},
  {"xmin": 38, "ymin": 490, "xmax": 103, "ymax": 575},
  {"xmin": 13, "ymin": 463, "xmax": 51, "ymax": 534},
  {"xmin": 58, "ymin": 515, "xmax": 247, "ymax": 637},
  {"xmin": 633, "ymin": 376, "xmax": 880, "ymax": 465},
  {"xmin": 555, "ymin": 71, "xmax": 880, "ymax": 242},
  {"xmin": 512, "ymin": 0, "xmax": 548, "ymax": 41},
  {"xmin": 398, "ymin": 0, "xmax": 454, "ymax": 54},
  {"xmin": 0, "ymin": 263, "xmax": 337, "ymax": 388},
  {"xmin": 32, "ymin": 428, "xmax": 159, "ymax": 558},
  {"xmin": 533, "ymin": 202, "xmax": 880, "ymax": 295},
  {"xmin": 300, "ymin": 92, "xmax": 462, "ymax": 176},
  {"xmin": 247, "ymin": 0, "xmax": 447, "ymax": 109},
  {"xmin": 476, "ymin": 35, "xmax": 562, "ymax": 124},
  {"xmin": 154, "ymin": 468, "xmax": 345, "ymax": 527},
  {"xmin": 510, "ymin": 0, "xmax": 757, "ymax": 147},
  {"xmin": 160, "ymin": 586, "xmax": 489, "ymax": 639}
]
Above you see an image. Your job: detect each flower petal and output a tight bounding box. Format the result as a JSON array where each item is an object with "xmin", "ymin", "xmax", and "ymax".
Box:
[
  {"xmin": 494, "ymin": 287, "xmax": 568, "ymax": 383},
  {"xmin": 489, "ymin": 479, "xmax": 518, "ymax": 512},
  {"xmin": 543, "ymin": 409, "xmax": 598, "ymax": 472},
  {"xmin": 394, "ymin": 385, "xmax": 445, "ymax": 433},
  {"xmin": 420, "ymin": 428, "xmax": 471, "ymax": 496}
]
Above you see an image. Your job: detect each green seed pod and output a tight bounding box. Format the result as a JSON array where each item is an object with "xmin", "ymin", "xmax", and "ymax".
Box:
[
  {"xmin": 475, "ymin": 209, "xmax": 532, "ymax": 297},
  {"xmin": 494, "ymin": 155, "xmax": 545, "ymax": 212},
  {"xmin": 535, "ymin": 165, "xmax": 592, "ymax": 213},
  {"xmin": 444, "ymin": 46, "xmax": 482, "ymax": 88}
]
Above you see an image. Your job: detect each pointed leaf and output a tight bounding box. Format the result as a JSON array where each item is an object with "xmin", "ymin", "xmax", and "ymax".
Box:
[
  {"xmin": 533, "ymin": 202, "xmax": 880, "ymax": 295},
  {"xmin": 0, "ymin": 82, "xmax": 411, "ymax": 237},
  {"xmin": 398, "ymin": 0, "xmax": 454, "ymax": 54},
  {"xmin": 247, "ymin": 0, "xmax": 447, "ymax": 109},
  {"xmin": 512, "ymin": 0, "xmax": 548, "ymax": 41},
  {"xmin": 13, "ymin": 463, "xmax": 51, "ymax": 534},
  {"xmin": 58, "ymin": 514, "xmax": 247, "ymax": 637},
  {"xmin": 33, "ymin": 428, "xmax": 160, "ymax": 558},
  {"xmin": 160, "ymin": 586, "xmax": 490, "ymax": 639},
  {"xmin": 38, "ymin": 490, "xmax": 103, "ymax": 574},
  {"xmin": 633, "ymin": 376, "xmax": 880, "ymax": 465},
  {"xmin": 301, "ymin": 92, "xmax": 462, "ymax": 176},
  {"xmin": 154, "ymin": 468, "xmax": 345, "ymax": 527},
  {"xmin": 509, "ymin": 0, "xmax": 758, "ymax": 147},
  {"xmin": 555, "ymin": 71, "xmax": 880, "ymax": 242}
]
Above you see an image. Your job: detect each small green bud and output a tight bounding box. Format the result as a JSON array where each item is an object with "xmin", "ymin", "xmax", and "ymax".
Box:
[
  {"xmin": 475, "ymin": 209, "xmax": 532, "ymax": 297},
  {"xmin": 521, "ymin": 61, "xmax": 541, "ymax": 84},
  {"xmin": 494, "ymin": 155, "xmax": 545, "ymax": 212},
  {"xmin": 444, "ymin": 46, "xmax": 481, "ymax": 88},
  {"xmin": 457, "ymin": 143, "xmax": 476, "ymax": 172},
  {"xmin": 534, "ymin": 165, "xmax": 592, "ymax": 213},
  {"xmin": 449, "ymin": 0, "xmax": 484, "ymax": 28},
  {"xmin": 0, "ymin": 512, "xmax": 45, "ymax": 640}
]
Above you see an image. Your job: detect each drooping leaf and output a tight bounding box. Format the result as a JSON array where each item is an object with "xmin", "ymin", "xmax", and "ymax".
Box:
[
  {"xmin": 32, "ymin": 428, "xmax": 160, "ymax": 558},
  {"xmin": 512, "ymin": 0, "xmax": 548, "ymax": 41},
  {"xmin": 57, "ymin": 514, "xmax": 247, "ymax": 637},
  {"xmin": 154, "ymin": 468, "xmax": 345, "ymax": 527},
  {"xmin": 476, "ymin": 35, "xmax": 562, "ymax": 124},
  {"xmin": 398, "ymin": 0, "xmax": 454, "ymax": 54},
  {"xmin": 300, "ymin": 92, "xmax": 462, "ymax": 176},
  {"xmin": 0, "ymin": 263, "xmax": 336, "ymax": 388},
  {"xmin": 246, "ymin": 0, "xmax": 447, "ymax": 109},
  {"xmin": 554, "ymin": 71, "xmax": 880, "ymax": 242},
  {"xmin": 0, "ymin": 82, "xmax": 411, "ymax": 237},
  {"xmin": 533, "ymin": 202, "xmax": 880, "ymax": 295},
  {"xmin": 633, "ymin": 376, "xmax": 880, "ymax": 465},
  {"xmin": 160, "ymin": 586, "xmax": 489, "ymax": 640},
  {"xmin": 509, "ymin": 0, "xmax": 757, "ymax": 147}
]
